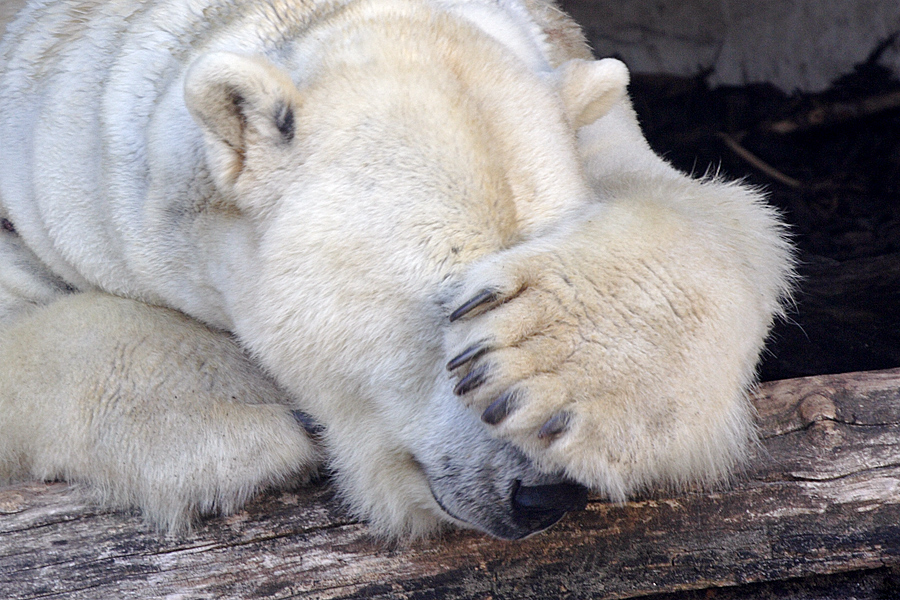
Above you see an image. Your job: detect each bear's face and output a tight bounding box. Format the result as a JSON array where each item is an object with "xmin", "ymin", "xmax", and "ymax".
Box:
[{"xmin": 181, "ymin": 7, "xmax": 626, "ymax": 537}]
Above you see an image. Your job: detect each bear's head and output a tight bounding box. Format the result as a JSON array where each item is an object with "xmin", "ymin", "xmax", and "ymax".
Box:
[{"xmin": 180, "ymin": 0, "xmax": 627, "ymax": 538}]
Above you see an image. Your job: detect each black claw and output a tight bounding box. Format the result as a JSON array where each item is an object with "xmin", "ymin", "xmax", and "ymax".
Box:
[
  {"xmin": 538, "ymin": 412, "xmax": 570, "ymax": 440},
  {"xmin": 446, "ymin": 343, "xmax": 488, "ymax": 371},
  {"xmin": 449, "ymin": 289, "xmax": 498, "ymax": 322},
  {"xmin": 482, "ymin": 391, "xmax": 517, "ymax": 425},
  {"xmin": 453, "ymin": 366, "xmax": 487, "ymax": 396}
]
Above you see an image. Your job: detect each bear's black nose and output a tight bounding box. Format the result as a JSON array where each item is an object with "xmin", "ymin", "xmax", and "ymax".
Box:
[{"xmin": 510, "ymin": 481, "xmax": 589, "ymax": 535}]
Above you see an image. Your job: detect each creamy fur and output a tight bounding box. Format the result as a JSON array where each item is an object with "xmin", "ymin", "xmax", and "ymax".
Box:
[
  {"xmin": 0, "ymin": 292, "xmax": 320, "ymax": 531},
  {"xmin": 0, "ymin": 0, "xmax": 793, "ymax": 538}
]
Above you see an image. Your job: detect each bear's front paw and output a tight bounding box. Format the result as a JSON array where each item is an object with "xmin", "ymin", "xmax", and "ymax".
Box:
[
  {"xmin": 445, "ymin": 242, "xmax": 759, "ymax": 500},
  {"xmin": 447, "ymin": 253, "xmax": 585, "ymax": 441}
]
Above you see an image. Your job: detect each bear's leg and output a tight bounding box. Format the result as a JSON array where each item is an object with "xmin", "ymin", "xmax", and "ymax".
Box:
[
  {"xmin": 0, "ymin": 292, "xmax": 320, "ymax": 531},
  {"xmin": 445, "ymin": 173, "xmax": 793, "ymax": 501}
]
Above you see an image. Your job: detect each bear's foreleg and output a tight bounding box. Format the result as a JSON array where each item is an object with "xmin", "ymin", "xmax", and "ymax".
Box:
[
  {"xmin": 0, "ymin": 292, "xmax": 320, "ymax": 531},
  {"xmin": 445, "ymin": 168, "xmax": 793, "ymax": 500}
]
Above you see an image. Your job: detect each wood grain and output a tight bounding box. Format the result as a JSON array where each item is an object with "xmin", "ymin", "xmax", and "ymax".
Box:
[{"xmin": 2, "ymin": 368, "xmax": 900, "ymax": 599}]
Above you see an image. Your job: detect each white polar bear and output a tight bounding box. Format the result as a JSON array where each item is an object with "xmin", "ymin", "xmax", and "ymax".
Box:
[{"xmin": 0, "ymin": 0, "xmax": 793, "ymax": 539}]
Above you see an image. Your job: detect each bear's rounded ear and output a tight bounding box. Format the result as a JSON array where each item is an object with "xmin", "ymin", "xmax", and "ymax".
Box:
[
  {"xmin": 557, "ymin": 58, "xmax": 629, "ymax": 129},
  {"xmin": 184, "ymin": 52, "xmax": 301, "ymax": 191}
]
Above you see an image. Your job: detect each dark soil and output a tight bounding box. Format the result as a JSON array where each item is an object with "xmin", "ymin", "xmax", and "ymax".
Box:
[{"xmin": 627, "ymin": 43, "xmax": 900, "ymax": 381}]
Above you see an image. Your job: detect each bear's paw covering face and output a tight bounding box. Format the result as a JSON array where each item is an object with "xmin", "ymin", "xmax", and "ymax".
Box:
[{"xmin": 0, "ymin": 0, "xmax": 793, "ymax": 539}]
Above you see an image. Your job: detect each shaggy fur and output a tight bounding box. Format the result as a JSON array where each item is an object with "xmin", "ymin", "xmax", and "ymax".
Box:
[{"xmin": 0, "ymin": 0, "xmax": 793, "ymax": 538}]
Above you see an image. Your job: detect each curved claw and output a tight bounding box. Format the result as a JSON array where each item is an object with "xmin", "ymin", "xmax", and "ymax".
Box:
[
  {"xmin": 449, "ymin": 289, "xmax": 498, "ymax": 322},
  {"xmin": 538, "ymin": 412, "xmax": 570, "ymax": 440},
  {"xmin": 453, "ymin": 365, "xmax": 488, "ymax": 396},
  {"xmin": 447, "ymin": 343, "xmax": 488, "ymax": 371},
  {"xmin": 482, "ymin": 391, "xmax": 517, "ymax": 425}
]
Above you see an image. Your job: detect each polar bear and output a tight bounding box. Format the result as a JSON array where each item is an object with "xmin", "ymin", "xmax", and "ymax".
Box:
[{"xmin": 0, "ymin": 0, "xmax": 793, "ymax": 539}]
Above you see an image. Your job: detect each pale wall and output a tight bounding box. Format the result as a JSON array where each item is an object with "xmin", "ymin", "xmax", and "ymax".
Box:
[
  {"xmin": 3, "ymin": 0, "xmax": 898, "ymax": 91},
  {"xmin": 565, "ymin": 0, "xmax": 900, "ymax": 91}
]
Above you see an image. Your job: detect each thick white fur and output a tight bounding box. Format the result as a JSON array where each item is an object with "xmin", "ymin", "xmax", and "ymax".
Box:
[
  {"xmin": 0, "ymin": 292, "xmax": 320, "ymax": 531},
  {"xmin": 0, "ymin": 0, "xmax": 793, "ymax": 537}
]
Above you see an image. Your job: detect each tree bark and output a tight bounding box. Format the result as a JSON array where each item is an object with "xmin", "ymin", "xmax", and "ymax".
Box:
[{"xmin": 2, "ymin": 368, "xmax": 900, "ymax": 600}]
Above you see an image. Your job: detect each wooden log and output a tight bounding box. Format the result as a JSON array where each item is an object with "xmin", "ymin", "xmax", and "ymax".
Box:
[{"xmin": 2, "ymin": 368, "xmax": 900, "ymax": 599}]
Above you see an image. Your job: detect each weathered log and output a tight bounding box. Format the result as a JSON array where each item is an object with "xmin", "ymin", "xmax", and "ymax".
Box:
[{"xmin": 2, "ymin": 368, "xmax": 900, "ymax": 600}]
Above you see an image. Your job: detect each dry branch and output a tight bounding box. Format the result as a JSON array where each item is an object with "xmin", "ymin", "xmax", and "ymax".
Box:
[
  {"xmin": 717, "ymin": 132, "xmax": 803, "ymax": 189},
  {"xmin": 765, "ymin": 91, "xmax": 900, "ymax": 134},
  {"xmin": 2, "ymin": 368, "xmax": 900, "ymax": 599}
]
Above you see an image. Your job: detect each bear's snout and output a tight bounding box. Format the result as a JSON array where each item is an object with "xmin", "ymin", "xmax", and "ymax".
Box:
[{"xmin": 509, "ymin": 480, "xmax": 589, "ymax": 537}]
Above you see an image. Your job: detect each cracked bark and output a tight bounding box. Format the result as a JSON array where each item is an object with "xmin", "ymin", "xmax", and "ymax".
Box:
[{"xmin": 2, "ymin": 368, "xmax": 900, "ymax": 600}]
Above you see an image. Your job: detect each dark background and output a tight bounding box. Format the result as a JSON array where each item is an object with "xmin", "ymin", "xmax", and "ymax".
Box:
[{"xmin": 616, "ymin": 40, "xmax": 900, "ymax": 382}]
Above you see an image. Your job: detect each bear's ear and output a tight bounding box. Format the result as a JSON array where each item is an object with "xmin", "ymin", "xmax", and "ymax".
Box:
[
  {"xmin": 184, "ymin": 52, "xmax": 301, "ymax": 192},
  {"xmin": 557, "ymin": 58, "xmax": 629, "ymax": 129}
]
